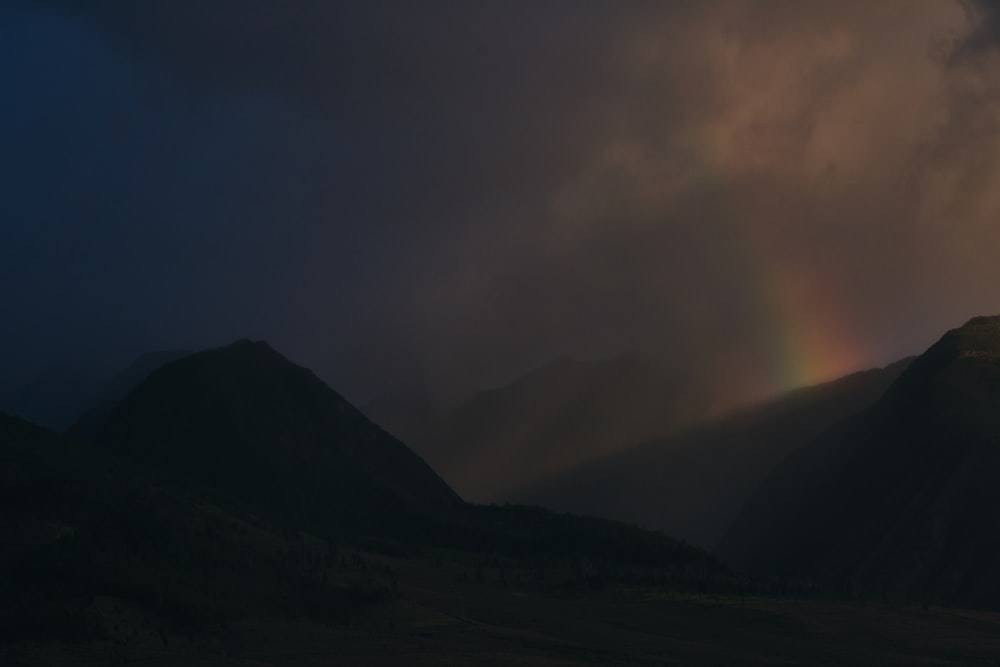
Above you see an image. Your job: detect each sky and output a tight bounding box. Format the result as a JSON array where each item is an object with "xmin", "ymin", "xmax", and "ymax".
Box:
[{"xmin": 4, "ymin": 0, "xmax": 1000, "ymax": 406}]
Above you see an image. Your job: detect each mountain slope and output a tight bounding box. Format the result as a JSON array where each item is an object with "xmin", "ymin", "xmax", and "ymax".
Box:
[
  {"xmin": 89, "ymin": 340, "xmax": 461, "ymax": 540},
  {"xmin": 0, "ymin": 365, "xmax": 106, "ymax": 431},
  {"xmin": 84, "ymin": 342, "xmax": 734, "ymax": 569},
  {"xmin": 721, "ymin": 316, "xmax": 1000, "ymax": 608},
  {"xmin": 70, "ymin": 348, "xmax": 192, "ymax": 439},
  {"xmin": 0, "ymin": 350, "xmax": 194, "ymax": 434},
  {"xmin": 0, "ymin": 341, "xmax": 729, "ymax": 655},
  {"xmin": 372, "ymin": 353, "xmax": 710, "ymax": 502},
  {"xmin": 0, "ymin": 411, "xmax": 385, "ymax": 647},
  {"xmin": 515, "ymin": 358, "xmax": 912, "ymax": 548},
  {"xmin": 8, "ymin": 386, "xmax": 1000, "ymax": 666},
  {"xmin": 99, "ymin": 349, "xmax": 195, "ymax": 404}
]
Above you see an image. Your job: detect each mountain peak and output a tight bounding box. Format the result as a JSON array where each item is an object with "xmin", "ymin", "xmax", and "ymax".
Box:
[
  {"xmin": 211, "ymin": 338, "xmax": 288, "ymax": 363},
  {"xmin": 884, "ymin": 314, "xmax": 1000, "ymax": 404},
  {"xmin": 723, "ymin": 316, "xmax": 1000, "ymax": 606},
  {"xmin": 147, "ymin": 339, "xmax": 305, "ymax": 386},
  {"xmin": 92, "ymin": 341, "xmax": 461, "ymax": 536},
  {"xmin": 222, "ymin": 338, "xmax": 277, "ymax": 352},
  {"xmin": 948, "ymin": 315, "xmax": 1000, "ymax": 359}
]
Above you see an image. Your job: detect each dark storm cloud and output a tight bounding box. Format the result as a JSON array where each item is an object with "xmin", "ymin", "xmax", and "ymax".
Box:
[
  {"xmin": 6, "ymin": 1, "xmax": 1000, "ymax": 406},
  {"xmin": 38, "ymin": 0, "xmax": 622, "ymax": 194},
  {"xmin": 1, "ymin": 4, "xmax": 344, "ymax": 374},
  {"xmin": 957, "ymin": 0, "xmax": 1000, "ymax": 52},
  {"xmin": 6, "ymin": 0, "xmax": 647, "ymax": 399}
]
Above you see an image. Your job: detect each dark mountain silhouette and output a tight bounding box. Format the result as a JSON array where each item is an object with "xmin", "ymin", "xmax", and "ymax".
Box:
[
  {"xmin": 86, "ymin": 340, "xmax": 462, "ymax": 541},
  {"xmin": 9, "ymin": 413, "xmax": 997, "ymax": 666},
  {"xmin": 0, "ymin": 341, "xmax": 736, "ymax": 656},
  {"xmin": 514, "ymin": 358, "xmax": 912, "ymax": 548},
  {"xmin": 11, "ymin": 337, "xmax": 1000, "ymax": 662},
  {"xmin": 98, "ymin": 349, "xmax": 194, "ymax": 404},
  {"xmin": 0, "ymin": 350, "xmax": 193, "ymax": 433},
  {"xmin": 80, "ymin": 341, "xmax": 718, "ymax": 568},
  {"xmin": 363, "ymin": 388, "xmax": 437, "ymax": 451},
  {"xmin": 70, "ymin": 349, "xmax": 192, "ymax": 439},
  {"xmin": 0, "ymin": 365, "xmax": 105, "ymax": 431},
  {"xmin": 721, "ymin": 316, "xmax": 1000, "ymax": 608},
  {"xmin": 0, "ymin": 411, "xmax": 386, "ymax": 645},
  {"xmin": 370, "ymin": 353, "xmax": 713, "ymax": 502}
]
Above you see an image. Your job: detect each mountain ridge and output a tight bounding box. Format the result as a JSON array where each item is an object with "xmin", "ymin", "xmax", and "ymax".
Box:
[
  {"xmin": 515, "ymin": 356, "xmax": 913, "ymax": 548},
  {"xmin": 721, "ymin": 314, "xmax": 1000, "ymax": 608},
  {"xmin": 88, "ymin": 339, "xmax": 462, "ymax": 542},
  {"xmin": 372, "ymin": 351, "xmax": 712, "ymax": 502},
  {"xmin": 82, "ymin": 340, "xmax": 722, "ymax": 567}
]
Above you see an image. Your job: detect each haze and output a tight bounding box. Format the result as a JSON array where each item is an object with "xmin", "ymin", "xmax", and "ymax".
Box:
[{"xmin": 5, "ymin": 0, "xmax": 1000, "ymax": 408}]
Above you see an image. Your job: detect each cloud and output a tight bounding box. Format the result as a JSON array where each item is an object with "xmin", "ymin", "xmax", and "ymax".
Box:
[
  {"xmin": 528, "ymin": 0, "xmax": 1000, "ymax": 394},
  {"xmin": 9, "ymin": 1, "xmax": 1000, "ymax": 405}
]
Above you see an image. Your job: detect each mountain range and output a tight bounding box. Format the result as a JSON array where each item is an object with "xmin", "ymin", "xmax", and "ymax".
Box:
[
  {"xmin": 368, "ymin": 353, "xmax": 715, "ymax": 502},
  {"xmin": 84, "ymin": 340, "xmax": 462, "ymax": 542},
  {"xmin": 6, "ymin": 318, "xmax": 1000, "ymax": 663},
  {"xmin": 0, "ymin": 349, "xmax": 191, "ymax": 432},
  {"xmin": 514, "ymin": 358, "xmax": 912, "ymax": 548},
  {"xmin": 721, "ymin": 316, "xmax": 1000, "ymax": 608},
  {"xmin": 0, "ymin": 339, "xmax": 735, "ymax": 663}
]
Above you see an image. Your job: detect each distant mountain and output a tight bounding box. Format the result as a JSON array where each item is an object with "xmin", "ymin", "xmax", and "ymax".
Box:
[
  {"xmin": 0, "ymin": 337, "xmax": 732, "ymax": 653},
  {"xmin": 87, "ymin": 340, "xmax": 462, "ymax": 541},
  {"xmin": 5, "ymin": 407, "xmax": 1000, "ymax": 667},
  {"xmin": 363, "ymin": 388, "xmax": 437, "ymax": 448},
  {"xmin": 17, "ymin": 336, "xmax": 1000, "ymax": 662},
  {"xmin": 0, "ymin": 365, "xmax": 105, "ymax": 430},
  {"xmin": 82, "ymin": 341, "xmax": 723, "ymax": 565},
  {"xmin": 515, "ymin": 358, "xmax": 912, "ymax": 549},
  {"xmin": 371, "ymin": 353, "xmax": 712, "ymax": 502},
  {"xmin": 1, "ymin": 350, "xmax": 192, "ymax": 433},
  {"xmin": 69, "ymin": 349, "xmax": 192, "ymax": 439},
  {"xmin": 721, "ymin": 316, "xmax": 1000, "ymax": 608},
  {"xmin": 98, "ymin": 349, "xmax": 194, "ymax": 404}
]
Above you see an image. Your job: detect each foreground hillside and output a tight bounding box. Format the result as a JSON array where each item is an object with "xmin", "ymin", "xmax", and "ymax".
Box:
[
  {"xmin": 3, "ymin": 410, "xmax": 1000, "ymax": 667},
  {"xmin": 723, "ymin": 316, "xmax": 1000, "ymax": 608},
  {"xmin": 9, "ymin": 550, "xmax": 1000, "ymax": 666},
  {"xmin": 0, "ymin": 412, "xmax": 391, "ymax": 654}
]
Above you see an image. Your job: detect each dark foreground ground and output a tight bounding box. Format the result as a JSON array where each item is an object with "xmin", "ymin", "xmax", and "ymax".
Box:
[{"xmin": 7, "ymin": 550, "xmax": 1000, "ymax": 667}]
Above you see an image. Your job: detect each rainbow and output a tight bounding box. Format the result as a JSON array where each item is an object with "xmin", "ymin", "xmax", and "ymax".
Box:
[
  {"xmin": 699, "ymin": 182, "xmax": 869, "ymax": 397},
  {"xmin": 754, "ymin": 259, "xmax": 867, "ymax": 394},
  {"xmin": 683, "ymin": 128, "xmax": 871, "ymax": 397}
]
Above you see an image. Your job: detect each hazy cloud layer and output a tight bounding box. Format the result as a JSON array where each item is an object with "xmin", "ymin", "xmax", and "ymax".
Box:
[{"xmin": 5, "ymin": 1, "xmax": 1000, "ymax": 405}]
